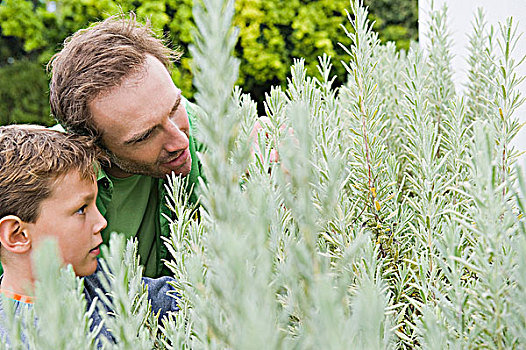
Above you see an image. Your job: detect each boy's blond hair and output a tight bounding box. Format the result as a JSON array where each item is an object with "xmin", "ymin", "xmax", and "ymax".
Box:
[{"xmin": 0, "ymin": 125, "xmax": 103, "ymax": 223}]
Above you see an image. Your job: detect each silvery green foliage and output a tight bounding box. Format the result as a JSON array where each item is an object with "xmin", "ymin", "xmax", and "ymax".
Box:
[
  {"xmin": 159, "ymin": 0, "xmax": 394, "ymax": 348},
  {"xmin": 419, "ymin": 123, "xmax": 519, "ymax": 349},
  {"xmin": 0, "ymin": 293, "xmax": 29, "ymax": 350},
  {"xmin": 465, "ymin": 8, "xmax": 496, "ymax": 126},
  {"xmin": 510, "ymin": 171, "xmax": 526, "ymax": 346},
  {"xmin": 413, "ymin": 7, "xmax": 525, "ymax": 350},
  {"xmin": 395, "ymin": 46, "xmax": 447, "ymax": 347},
  {"xmin": 372, "ymin": 42, "xmax": 406, "ymax": 156},
  {"xmin": 32, "ymin": 241, "xmax": 99, "ymax": 350},
  {"xmin": 454, "ymin": 125, "xmax": 517, "ymax": 348},
  {"xmin": 1, "ymin": 237, "xmax": 166, "ymax": 349},
  {"xmin": 163, "ymin": 0, "xmax": 526, "ymax": 349},
  {"xmin": 1, "ymin": 240, "xmax": 99, "ymax": 350},
  {"xmin": 95, "ymin": 234, "xmax": 157, "ymax": 349},
  {"xmin": 426, "ymin": 3, "xmax": 455, "ymax": 126},
  {"xmin": 177, "ymin": 0, "xmax": 281, "ymax": 348},
  {"xmin": 491, "ymin": 17, "xmax": 526, "ymax": 183},
  {"xmin": 160, "ymin": 174, "xmax": 206, "ymax": 349},
  {"xmin": 164, "ymin": 0, "xmax": 526, "ymax": 349}
]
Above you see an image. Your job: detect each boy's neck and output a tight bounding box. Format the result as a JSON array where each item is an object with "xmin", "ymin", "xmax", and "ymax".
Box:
[{"xmin": 0, "ymin": 262, "xmax": 35, "ymax": 298}]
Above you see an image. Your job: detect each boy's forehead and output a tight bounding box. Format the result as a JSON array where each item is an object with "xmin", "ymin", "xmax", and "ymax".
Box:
[
  {"xmin": 48, "ymin": 170, "xmax": 97, "ymax": 200},
  {"xmin": 52, "ymin": 168, "xmax": 97, "ymax": 183}
]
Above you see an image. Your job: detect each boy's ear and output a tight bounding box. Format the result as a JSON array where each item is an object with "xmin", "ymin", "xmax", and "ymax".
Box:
[{"xmin": 0, "ymin": 215, "xmax": 31, "ymax": 254}]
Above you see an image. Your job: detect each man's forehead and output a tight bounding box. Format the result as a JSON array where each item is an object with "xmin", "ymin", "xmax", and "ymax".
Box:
[
  {"xmin": 104, "ymin": 90, "xmax": 181, "ymax": 146},
  {"xmin": 88, "ymin": 59, "xmax": 180, "ymax": 145}
]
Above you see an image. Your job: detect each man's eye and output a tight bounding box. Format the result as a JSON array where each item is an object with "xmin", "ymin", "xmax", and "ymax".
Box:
[
  {"xmin": 134, "ymin": 131, "xmax": 153, "ymax": 144},
  {"xmin": 76, "ymin": 205, "xmax": 87, "ymax": 215}
]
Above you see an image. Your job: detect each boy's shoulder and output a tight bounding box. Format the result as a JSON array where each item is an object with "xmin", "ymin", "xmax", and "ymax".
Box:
[
  {"xmin": 84, "ymin": 262, "xmax": 178, "ymax": 321},
  {"xmin": 0, "ymin": 294, "xmax": 33, "ymax": 347}
]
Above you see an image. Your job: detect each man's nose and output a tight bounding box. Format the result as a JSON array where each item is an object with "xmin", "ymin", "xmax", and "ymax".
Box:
[{"xmin": 164, "ymin": 119, "xmax": 189, "ymax": 153}]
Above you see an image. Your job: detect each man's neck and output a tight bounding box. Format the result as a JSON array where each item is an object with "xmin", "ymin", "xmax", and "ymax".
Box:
[{"xmin": 103, "ymin": 165, "xmax": 134, "ymax": 179}]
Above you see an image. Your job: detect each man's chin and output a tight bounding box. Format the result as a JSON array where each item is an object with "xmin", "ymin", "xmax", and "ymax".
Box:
[{"xmin": 161, "ymin": 158, "xmax": 192, "ymax": 178}]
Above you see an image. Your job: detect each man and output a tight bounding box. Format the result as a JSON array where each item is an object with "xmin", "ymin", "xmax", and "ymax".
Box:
[{"xmin": 48, "ymin": 14, "xmax": 205, "ymax": 278}]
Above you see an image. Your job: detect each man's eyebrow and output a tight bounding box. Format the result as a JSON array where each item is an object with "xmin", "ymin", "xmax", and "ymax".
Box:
[
  {"xmin": 172, "ymin": 92, "xmax": 182, "ymax": 118},
  {"xmin": 124, "ymin": 125, "xmax": 157, "ymax": 145},
  {"xmin": 123, "ymin": 91, "xmax": 182, "ymax": 145}
]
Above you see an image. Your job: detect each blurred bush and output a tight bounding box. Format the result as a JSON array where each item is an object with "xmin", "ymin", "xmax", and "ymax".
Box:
[
  {"xmin": 0, "ymin": 0, "xmax": 417, "ymax": 124},
  {"xmin": 0, "ymin": 59, "xmax": 53, "ymax": 126},
  {"xmin": 366, "ymin": 0, "xmax": 418, "ymax": 50}
]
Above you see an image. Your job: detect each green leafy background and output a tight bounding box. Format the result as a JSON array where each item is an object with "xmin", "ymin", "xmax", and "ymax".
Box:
[{"xmin": 0, "ymin": 0, "xmax": 417, "ymax": 125}]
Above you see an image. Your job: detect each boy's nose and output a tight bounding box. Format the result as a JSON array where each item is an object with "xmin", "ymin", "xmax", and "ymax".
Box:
[{"xmin": 94, "ymin": 210, "xmax": 107, "ymax": 234}]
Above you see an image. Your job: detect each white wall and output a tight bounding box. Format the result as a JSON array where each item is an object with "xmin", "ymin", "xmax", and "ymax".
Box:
[{"xmin": 419, "ymin": 0, "xmax": 526, "ymax": 161}]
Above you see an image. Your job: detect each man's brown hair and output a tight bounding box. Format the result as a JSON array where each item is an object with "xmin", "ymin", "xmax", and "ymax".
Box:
[
  {"xmin": 0, "ymin": 125, "xmax": 103, "ymax": 223},
  {"xmin": 48, "ymin": 13, "xmax": 182, "ymax": 141}
]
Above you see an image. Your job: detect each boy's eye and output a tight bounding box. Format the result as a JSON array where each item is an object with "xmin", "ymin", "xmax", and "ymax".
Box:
[{"xmin": 76, "ymin": 205, "xmax": 88, "ymax": 215}]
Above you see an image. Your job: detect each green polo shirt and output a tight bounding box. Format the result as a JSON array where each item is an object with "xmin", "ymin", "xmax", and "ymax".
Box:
[{"xmin": 101, "ymin": 174, "xmax": 161, "ymax": 276}]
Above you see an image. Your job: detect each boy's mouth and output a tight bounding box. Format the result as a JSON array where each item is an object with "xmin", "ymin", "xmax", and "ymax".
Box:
[{"xmin": 89, "ymin": 243, "xmax": 101, "ymax": 256}]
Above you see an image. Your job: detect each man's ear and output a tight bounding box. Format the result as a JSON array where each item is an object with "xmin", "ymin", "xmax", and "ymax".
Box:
[{"xmin": 0, "ymin": 215, "xmax": 31, "ymax": 254}]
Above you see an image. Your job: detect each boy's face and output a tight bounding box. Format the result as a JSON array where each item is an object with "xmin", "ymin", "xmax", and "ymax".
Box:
[{"xmin": 27, "ymin": 170, "xmax": 107, "ymax": 276}]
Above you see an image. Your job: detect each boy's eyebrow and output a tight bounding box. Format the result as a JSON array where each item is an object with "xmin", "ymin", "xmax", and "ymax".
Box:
[
  {"xmin": 123, "ymin": 91, "xmax": 182, "ymax": 145},
  {"xmin": 82, "ymin": 193, "xmax": 96, "ymax": 202},
  {"xmin": 71, "ymin": 192, "xmax": 96, "ymax": 208}
]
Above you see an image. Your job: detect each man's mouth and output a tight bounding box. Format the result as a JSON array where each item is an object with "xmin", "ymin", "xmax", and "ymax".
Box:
[{"xmin": 162, "ymin": 148, "xmax": 190, "ymax": 169}]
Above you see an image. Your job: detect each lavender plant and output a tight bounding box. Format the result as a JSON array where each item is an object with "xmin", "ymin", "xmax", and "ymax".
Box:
[
  {"xmin": 1, "ymin": 240, "xmax": 99, "ymax": 350},
  {"xmin": 94, "ymin": 234, "xmax": 158, "ymax": 350},
  {"xmin": 465, "ymin": 8, "xmax": 496, "ymax": 127}
]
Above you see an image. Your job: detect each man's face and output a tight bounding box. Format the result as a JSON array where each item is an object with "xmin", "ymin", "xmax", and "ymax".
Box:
[
  {"xmin": 28, "ymin": 171, "xmax": 106, "ymax": 276},
  {"xmin": 89, "ymin": 55, "xmax": 192, "ymax": 178}
]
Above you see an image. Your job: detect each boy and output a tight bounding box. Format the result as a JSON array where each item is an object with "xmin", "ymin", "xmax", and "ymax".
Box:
[{"xmin": 0, "ymin": 125, "xmax": 178, "ymax": 345}]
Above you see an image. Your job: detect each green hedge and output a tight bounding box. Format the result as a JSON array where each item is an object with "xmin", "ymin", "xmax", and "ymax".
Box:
[
  {"xmin": 0, "ymin": 0, "xmax": 417, "ymax": 124},
  {"xmin": 0, "ymin": 59, "xmax": 52, "ymax": 126}
]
